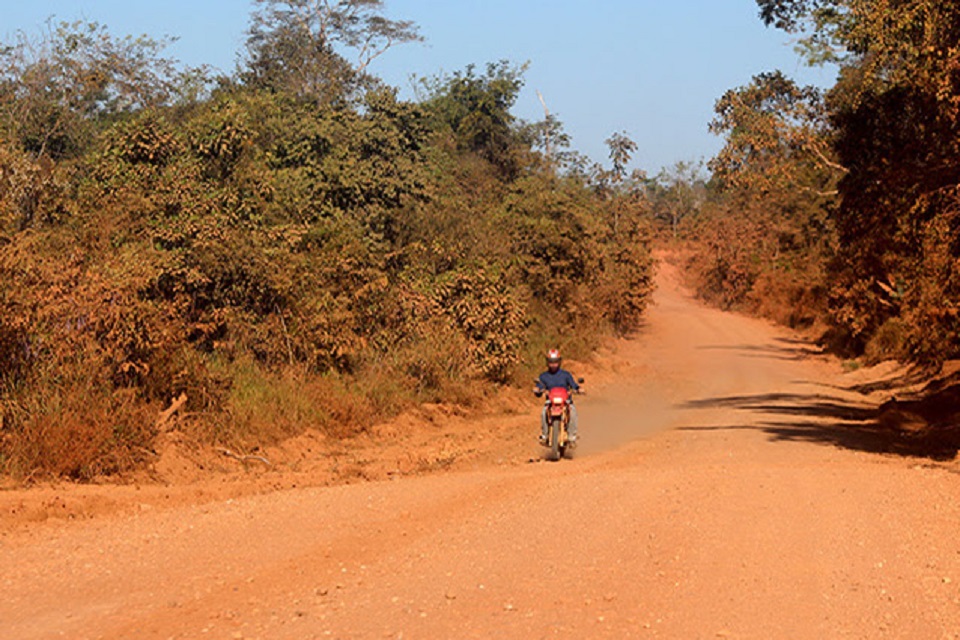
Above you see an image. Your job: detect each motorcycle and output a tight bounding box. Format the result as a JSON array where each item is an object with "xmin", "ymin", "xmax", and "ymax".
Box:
[{"xmin": 536, "ymin": 379, "xmax": 584, "ymax": 461}]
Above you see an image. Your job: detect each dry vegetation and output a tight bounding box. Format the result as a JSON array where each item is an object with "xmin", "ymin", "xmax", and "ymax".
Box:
[
  {"xmin": 667, "ymin": 1, "xmax": 960, "ymax": 371},
  {"xmin": 0, "ymin": 4, "xmax": 654, "ymax": 480}
]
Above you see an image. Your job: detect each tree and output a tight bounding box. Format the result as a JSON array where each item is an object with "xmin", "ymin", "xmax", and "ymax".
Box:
[
  {"xmin": 653, "ymin": 161, "xmax": 707, "ymax": 239},
  {"xmin": 753, "ymin": 0, "xmax": 960, "ymax": 361},
  {"xmin": 522, "ymin": 91, "xmax": 572, "ymax": 172},
  {"xmin": 242, "ymin": 0, "xmax": 421, "ymax": 103},
  {"xmin": 605, "ymin": 131, "xmax": 637, "ymax": 184},
  {"xmin": 0, "ymin": 20, "xmax": 184, "ymax": 160},
  {"xmin": 0, "ymin": 21, "xmax": 191, "ymax": 232},
  {"xmin": 596, "ymin": 131, "xmax": 640, "ymax": 237},
  {"xmin": 757, "ymin": 1, "xmax": 960, "ymax": 104},
  {"xmin": 756, "ymin": 0, "xmax": 843, "ymax": 31},
  {"xmin": 709, "ymin": 71, "xmax": 842, "ymax": 199},
  {"xmin": 419, "ymin": 61, "xmax": 528, "ymax": 176}
]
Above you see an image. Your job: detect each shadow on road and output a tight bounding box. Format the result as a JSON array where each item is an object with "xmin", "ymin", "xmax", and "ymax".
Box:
[
  {"xmin": 698, "ymin": 337, "xmax": 825, "ymax": 363},
  {"xmin": 678, "ymin": 391, "xmax": 959, "ymax": 461}
]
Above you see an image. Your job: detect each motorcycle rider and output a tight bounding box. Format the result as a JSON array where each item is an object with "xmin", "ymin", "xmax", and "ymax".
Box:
[{"xmin": 533, "ymin": 349, "xmax": 580, "ymax": 445}]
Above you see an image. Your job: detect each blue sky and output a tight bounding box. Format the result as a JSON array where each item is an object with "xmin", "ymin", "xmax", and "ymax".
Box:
[{"xmin": 3, "ymin": 1, "xmax": 835, "ymax": 173}]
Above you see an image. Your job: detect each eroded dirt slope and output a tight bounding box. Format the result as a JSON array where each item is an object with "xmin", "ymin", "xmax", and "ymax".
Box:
[{"xmin": 2, "ymin": 262, "xmax": 959, "ymax": 639}]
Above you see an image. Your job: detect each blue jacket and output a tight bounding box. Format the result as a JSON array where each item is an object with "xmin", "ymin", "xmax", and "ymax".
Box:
[{"xmin": 536, "ymin": 369, "xmax": 580, "ymax": 393}]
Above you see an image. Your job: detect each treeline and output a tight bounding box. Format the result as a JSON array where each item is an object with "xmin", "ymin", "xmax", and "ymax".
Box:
[
  {"xmin": 674, "ymin": 0, "xmax": 960, "ymax": 365},
  {"xmin": 0, "ymin": 2, "xmax": 654, "ymax": 478}
]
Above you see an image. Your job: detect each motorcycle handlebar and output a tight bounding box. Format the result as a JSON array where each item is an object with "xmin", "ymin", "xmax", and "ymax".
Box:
[
  {"xmin": 532, "ymin": 379, "xmax": 586, "ymax": 395},
  {"xmin": 532, "ymin": 387, "xmax": 586, "ymax": 395}
]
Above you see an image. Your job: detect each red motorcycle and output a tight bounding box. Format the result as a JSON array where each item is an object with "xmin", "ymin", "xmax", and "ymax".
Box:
[{"xmin": 537, "ymin": 381, "xmax": 584, "ymax": 461}]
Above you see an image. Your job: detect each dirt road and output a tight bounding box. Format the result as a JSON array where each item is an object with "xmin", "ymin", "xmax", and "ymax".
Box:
[{"xmin": 3, "ymin": 263, "xmax": 960, "ymax": 639}]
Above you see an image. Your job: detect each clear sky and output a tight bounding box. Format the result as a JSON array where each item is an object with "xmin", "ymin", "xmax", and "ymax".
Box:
[{"xmin": 2, "ymin": 1, "xmax": 835, "ymax": 174}]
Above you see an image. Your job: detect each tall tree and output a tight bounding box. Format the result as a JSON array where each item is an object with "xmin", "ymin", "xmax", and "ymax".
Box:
[
  {"xmin": 599, "ymin": 131, "xmax": 639, "ymax": 237},
  {"xmin": 605, "ymin": 131, "xmax": 637, "ymax": 184},
  {"xmin": 755, "ymin": 0, "xmax": 960, "ymax": 360},
  {"xmin": 242, "ymin": 0, "xmax": 421, "ymax": 103}
]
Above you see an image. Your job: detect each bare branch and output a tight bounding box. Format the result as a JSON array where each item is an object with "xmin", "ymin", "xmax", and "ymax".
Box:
[{"xmin": 806, "ymin": 137, "xmax": 849, "ymax": 174}]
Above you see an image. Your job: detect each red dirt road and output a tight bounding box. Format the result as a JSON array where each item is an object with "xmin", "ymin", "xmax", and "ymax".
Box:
[{"xmin": 3, "ymin": 264, "xmax": 960, "ymax": 639}]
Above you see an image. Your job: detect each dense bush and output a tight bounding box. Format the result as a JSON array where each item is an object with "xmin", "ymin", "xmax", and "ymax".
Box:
[{"xmin": 0, "ymin": 14, "xmax": 654, "ymax": 479}]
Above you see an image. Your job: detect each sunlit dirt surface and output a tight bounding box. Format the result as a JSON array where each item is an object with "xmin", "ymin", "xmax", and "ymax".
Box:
[{"xmin": 3, "ymin": 262, "xmax": 959, "ymax": 639}]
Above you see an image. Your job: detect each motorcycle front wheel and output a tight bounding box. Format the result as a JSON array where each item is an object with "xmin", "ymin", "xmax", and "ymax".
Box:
[{"xmin": 549, "ymin": 417, "xmax": 561, "ymax": 461}]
